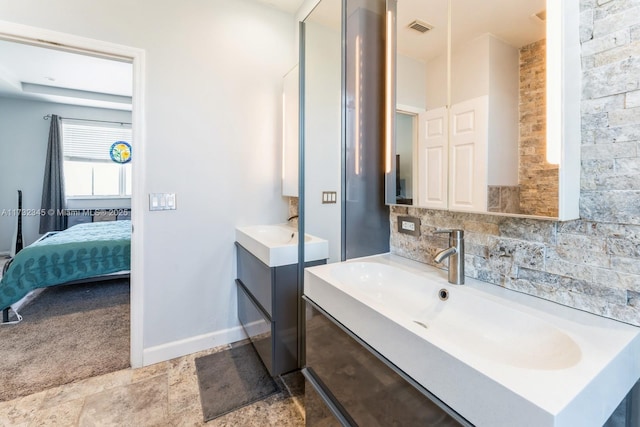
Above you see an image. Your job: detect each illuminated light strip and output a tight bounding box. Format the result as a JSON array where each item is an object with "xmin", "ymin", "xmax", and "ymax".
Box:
[
  {"xmin": 385, "ymin": 10, "xmax": 393, "ymax": 174},
  {"xmin": 282, "ymin": 92, "xmax": 286, "ymax": 181},
  {"xmin": 355, "ymin": 35, "xmax": 361, "ymax": 175}
]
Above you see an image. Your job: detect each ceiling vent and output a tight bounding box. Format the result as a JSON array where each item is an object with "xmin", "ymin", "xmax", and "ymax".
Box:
[{"xmin": 408, "ymin": 20, "xmax": 433, "ymax": 34}]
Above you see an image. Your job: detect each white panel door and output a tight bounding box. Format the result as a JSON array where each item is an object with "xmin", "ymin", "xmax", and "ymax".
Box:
[
  {"xmin": 417, "ymin": 107, "xmax": 448, "ymax": 209},
  {"xmin": 449, "ymin": 96, "xmax": 488, "ymax": 212}
]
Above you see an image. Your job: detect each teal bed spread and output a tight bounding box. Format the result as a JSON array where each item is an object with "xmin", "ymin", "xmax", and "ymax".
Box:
[{"xmin": 0, "ymin": 220, "xmax": 131, "ymax": 311}]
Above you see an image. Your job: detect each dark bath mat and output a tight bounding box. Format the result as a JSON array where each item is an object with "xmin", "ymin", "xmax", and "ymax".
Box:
[{"xmin": 195, "ymin": 342, "xmax": 280, "ymax": 421}]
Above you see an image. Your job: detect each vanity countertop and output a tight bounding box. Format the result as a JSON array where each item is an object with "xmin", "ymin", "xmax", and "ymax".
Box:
[
  {"xmin": 235, "ymin": 224, "xmax": 327, "ymax": 267},
  {"xmin": 304, "ymin": 253, "xmax": 640, "ymax": 427}
]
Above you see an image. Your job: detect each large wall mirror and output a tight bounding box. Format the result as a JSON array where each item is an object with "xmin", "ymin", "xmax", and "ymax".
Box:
[
  {"xmin": 302, "ymin": 0, "xmax": 390, "ymax": 264},
  {"xmin": 385, "ymin": 0, "xmax": 580, "ymax": 220},
  {"xmin": 303, "ymin": 0, "xmax": 343, "ymax": 264}
]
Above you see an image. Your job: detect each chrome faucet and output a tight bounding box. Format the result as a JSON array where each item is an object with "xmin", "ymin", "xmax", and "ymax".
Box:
[{"xmin": 433, "ymin": 229, "xmax": 465, "ymax": 285}]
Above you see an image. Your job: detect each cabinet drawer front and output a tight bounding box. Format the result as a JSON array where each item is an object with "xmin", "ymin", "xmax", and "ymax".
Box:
[
  {"xmin": 237, "ymin": 282, "xmax": 273, "ymax": 376},
  {"xmin": 305, "ymin": 300, "xmax": 465, "ymax": 427},
  {"xmin": 236, "ymin": 243, "xmax": 273, "ymax": 317}
]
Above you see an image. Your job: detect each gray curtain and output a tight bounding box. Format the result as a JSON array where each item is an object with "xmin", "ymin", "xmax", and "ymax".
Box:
[{"xmin": 39, "ymin": 114, "xmax": 67, "ymax": 233}]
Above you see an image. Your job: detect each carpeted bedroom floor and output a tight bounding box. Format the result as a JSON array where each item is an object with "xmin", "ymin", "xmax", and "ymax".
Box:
[{"xmin": 0, "ymin": 279, "xmax": 130, "ymax": 402}]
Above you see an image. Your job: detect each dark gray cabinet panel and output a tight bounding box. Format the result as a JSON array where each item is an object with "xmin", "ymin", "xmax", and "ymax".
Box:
[
  {"xmin": 235, "ymin": 242, "xmax": 325, "ymax": 377},
  {"xmin": 236, "ymin": 243, "xmax": 275, "ymax": 317},
  {"xmin": 237, "ymin": 283, "xmax": 273, "ymax": 372},
  {"xmin": 303, "ymin": 367, "xmax": 348, "ymax": 427},
  {"xmin": 304, "ymin": 299, "xmax": 468, "ymax": 427}
]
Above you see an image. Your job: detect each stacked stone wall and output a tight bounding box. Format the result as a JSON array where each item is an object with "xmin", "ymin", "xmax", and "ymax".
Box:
[
  {"xmin": 390, "ymin": 0, "xmax": 640, "ymax": 328},
  {"xmin": 518, "ymin": 39, "xmax": 559, "ymax": 217}
]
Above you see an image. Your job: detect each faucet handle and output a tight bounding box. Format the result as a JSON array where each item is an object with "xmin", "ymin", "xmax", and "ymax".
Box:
[
  {"xmin": 433, "ymin": 229, "xmax": 453, "ymax": 234},
  {"xmin": 434, "ymin": 229, "xmax": 464, "ymax": 239}
]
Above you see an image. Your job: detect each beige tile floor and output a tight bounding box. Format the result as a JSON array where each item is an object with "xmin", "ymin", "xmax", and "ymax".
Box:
[{"xmin": 0, "ymin": 343, "xmax": 305, "ymax": 427}]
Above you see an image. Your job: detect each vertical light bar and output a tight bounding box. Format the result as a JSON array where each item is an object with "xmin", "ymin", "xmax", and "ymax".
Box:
[
  {"xmin": 355, "ymin": 35, "xmax": 361, "ymax": 175},
  {"xmin": 447, "ymin": 0, "xmax": 451, "ymax": 110},
  {"xmin": 385, "ymin": 9, "xmax": 393, "ymax": 173},
  {"xmin": 282, "ymin": 91, "xmax": 286, "ymax": 182}
]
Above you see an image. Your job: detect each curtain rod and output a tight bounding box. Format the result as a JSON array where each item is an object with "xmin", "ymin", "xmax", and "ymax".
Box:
[{"xmin": 43, "ymin": 114, "xmax": 131, "ymax": 126}]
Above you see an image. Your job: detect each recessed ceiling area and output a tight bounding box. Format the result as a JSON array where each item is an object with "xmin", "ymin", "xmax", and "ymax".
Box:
[
  {"xmin": 0, "ymin": 39, "xmax": 133, "ymax": 111},
  {"xmin": 0, "ymin": 0, "xmax": 543, "ymax": 111},
  {"xmin": 398, "ymin": 0, "xmax": 546, "ymax": 62}
]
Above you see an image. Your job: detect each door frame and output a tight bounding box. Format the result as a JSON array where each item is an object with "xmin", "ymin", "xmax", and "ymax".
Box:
[
  {"xmin": 0, "ymin": 20, "xmax": 146, "ymax": 367},
  {"xmin": 397, "ymin": 104, "xmax": 423, "ymax": 206}
]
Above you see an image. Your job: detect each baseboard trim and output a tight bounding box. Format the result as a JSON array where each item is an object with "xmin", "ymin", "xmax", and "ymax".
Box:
[{"xmin": 142, "ymin": 325, "xmax": 247, "ymax": 366}]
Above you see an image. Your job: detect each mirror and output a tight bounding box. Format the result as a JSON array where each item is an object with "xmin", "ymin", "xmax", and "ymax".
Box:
[
  {"xmin": 303, "ymin": 0, "xmax": 343, "ymax": 264},
  {"xmin": 386, "ymin": 0, "xmax": 576, "ymax": 219},
  {"xmin": 302, "ymin": 0, "xmax": 390, "ymax": 263}
]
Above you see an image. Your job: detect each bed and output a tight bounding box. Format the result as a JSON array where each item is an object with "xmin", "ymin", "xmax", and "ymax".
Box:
[{"xmin": 1, "ymin": 220, "xmax": 131, "ymax": 323}]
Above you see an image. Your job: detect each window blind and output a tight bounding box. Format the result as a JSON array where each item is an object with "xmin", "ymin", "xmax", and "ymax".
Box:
[{"xmin": 62, "ymin": 122, "xmax": 132, "ymax": 162}]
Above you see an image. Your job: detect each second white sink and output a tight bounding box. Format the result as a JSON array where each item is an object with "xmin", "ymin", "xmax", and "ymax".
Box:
[{"xmin": 236, "ymin": 224, "xmax": 328, "ymax": 267}]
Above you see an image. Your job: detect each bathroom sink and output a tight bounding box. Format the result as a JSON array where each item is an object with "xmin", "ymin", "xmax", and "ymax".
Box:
[
  {"xmin": 252, "ymin": 225, "xmax": 311, "ymax": 244},
  {"xmin": 305, "ymin": 254, "xmax": 640, "ymax": 427},
  {"xmin": 330, "ymin": 262, "xmax": 582, "ymax": 370},
  {"xmin": 235, "ymin": 224, "xmax": 328, "ymax": 267}
]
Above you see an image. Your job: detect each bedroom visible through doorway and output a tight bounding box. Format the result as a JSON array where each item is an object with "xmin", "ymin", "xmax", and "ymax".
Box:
[{"xmin": 0, "ymin": 34, "xmax": 139, "ymax": 395}]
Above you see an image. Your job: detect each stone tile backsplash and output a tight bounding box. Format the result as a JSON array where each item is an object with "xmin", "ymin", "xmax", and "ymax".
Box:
[
  {"xmin": 390, "ymin": 207, "xmax": 640, "ymax": 326},
  {"xmin": 487, "ymin": 186, "xmax": 521, "ymax": 214},
  {"xmin": 519, "ymin": 39, "xmax": 559, "ymax": 217},
  {"xmin": 389, "ymin": 0, "xmax": 640, "ymax": 327}
]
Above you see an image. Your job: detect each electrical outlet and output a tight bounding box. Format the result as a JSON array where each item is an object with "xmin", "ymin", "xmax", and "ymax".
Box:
[
  {"xmin": 322, "ymin": 191, "xmax": 337, "ymax": 204},
  {"xmin": 401, "ymin": 221, "xmax": 415, "ymax": 231},
  {"xmin": 397, "ymin": 216, "xmax": 420, "ymax": 236}
]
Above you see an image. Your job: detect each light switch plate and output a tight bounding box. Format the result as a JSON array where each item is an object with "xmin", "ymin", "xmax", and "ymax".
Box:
[
  {"xmin": 149, "ymin": 193, "xmax": 177, "ymax": 211},
  {"xmin": 397, "ymin": 216, "xmax": 420, "ymax": 236},
  {"xmin": 322, "ymin": 191, "xmax": 337, "ymax": 204}
]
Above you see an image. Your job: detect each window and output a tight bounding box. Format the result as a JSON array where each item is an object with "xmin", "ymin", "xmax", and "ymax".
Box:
[{"xmin": 62, "ymin": 121, "xmax": 132, "ymax": 198}]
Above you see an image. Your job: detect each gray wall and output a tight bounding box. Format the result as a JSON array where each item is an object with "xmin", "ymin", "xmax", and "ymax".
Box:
[
  {"xmin": 0, "ymin": 0, "xmax": 295, "ymax": 362},
  {"xmin": 344, "ymin": 0, "xmax": 389, "ymax": 259},
  {"xmin": 390, "ymin": 0, "xmax": 640, "ymax": 327},
  {"xmin": 304, "ymin": 16, "xmax": 342, "ymax": 264},
  {"xmin": 0, "ymin": 97, "xmax": 131, "ymax": 250}
]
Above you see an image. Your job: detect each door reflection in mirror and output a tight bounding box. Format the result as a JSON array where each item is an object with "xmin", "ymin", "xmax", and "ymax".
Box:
[
  {"xmin": 387, "ymin": 0, "xmax": 554, "ymax": 217},
  {"xmin": 395, "ymin": 111, "xmax": 415, "ymax": 205}
]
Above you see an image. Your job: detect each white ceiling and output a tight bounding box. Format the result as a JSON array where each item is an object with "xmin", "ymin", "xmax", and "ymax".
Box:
[
  {"xmin": 284, "ymin": 0, "xmax": 546, "ymax": 62},
  {"xmin": 0, "ymin": 39, "xmax": 133, "ymax": 111},
  {"xmin": 398, "ymin": 0, "xmax": 546, "ymax": 62},
  {"xmin": 304, "ymin": 0, "xmax": 342, "ymax": 29},
  {"xmin": 0, "ymin": 0, "xmax": 543, "ymax": 111},
  {"xmin": 254, "ymin": 0, "xmax": 305, "ymax": 14}
]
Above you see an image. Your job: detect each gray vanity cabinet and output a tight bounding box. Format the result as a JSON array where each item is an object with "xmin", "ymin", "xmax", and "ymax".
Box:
[
  {"xmin": 235, "ymin": 242, "xmax": 324, "ymax": 377},
  {"xmin": 303, "ymin": 298, "xmax": 469, "ymax": 426}
]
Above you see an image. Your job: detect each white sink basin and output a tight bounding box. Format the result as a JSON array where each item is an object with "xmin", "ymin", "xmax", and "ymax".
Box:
[
  {"xmin": 305, "ymin": 254, "xmax": 640, "ymax": 427},
  {"xmin": 236, "ymin": 224, "xmax": 328, "ymax": 267},
  {"xmin": 330, "ymin": 262, "xmax": 582, "ymax": 371}
]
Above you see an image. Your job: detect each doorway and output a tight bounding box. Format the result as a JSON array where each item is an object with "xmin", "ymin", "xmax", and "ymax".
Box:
[
  {"xmin": 396, "ymin": 110, "xmax": 417, "ymax": 205},
  {"xmin": 0, "ymin": 22, "xmax": 144, "ymax": 367}
]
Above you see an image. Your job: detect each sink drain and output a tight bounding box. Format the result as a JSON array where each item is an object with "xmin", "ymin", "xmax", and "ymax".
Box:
[{"xmin": 438, "ymin": 288, "xmax": 449, "ymax": 301}]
